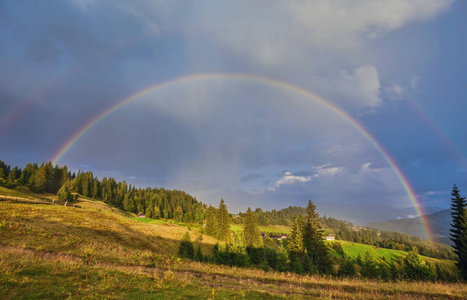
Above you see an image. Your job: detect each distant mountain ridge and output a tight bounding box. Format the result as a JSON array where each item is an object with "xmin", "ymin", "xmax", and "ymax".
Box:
[
  {"xmin": 363, "ymin": 209, "xmax": 452, "ymax": 244},
  {"xmin": 315, "ymin": 202, "xmax": 443, "ymax": 225}
]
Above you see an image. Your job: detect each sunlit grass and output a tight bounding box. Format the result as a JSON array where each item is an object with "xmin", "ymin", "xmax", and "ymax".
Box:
[
  {"xmin": 338, "ymin": 240, "xmax": 454, "ymax": 269},
  {"xmin": 1, "ymin": 200, "xmax": 466, "ymax": 299}
]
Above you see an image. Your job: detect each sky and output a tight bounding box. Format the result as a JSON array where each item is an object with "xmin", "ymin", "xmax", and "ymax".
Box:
[{"xmin": 0, "ymin": 0, "xmax": 466, "ymax": 215}]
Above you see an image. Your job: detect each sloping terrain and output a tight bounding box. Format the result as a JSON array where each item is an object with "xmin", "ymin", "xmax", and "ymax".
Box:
[
  {"xmin": 364, "ymin": 209, "xmax": 451, "ymax": 243},
  {"xmin": 0, "ymin": 198, "xmax": 465, "ymax": 299}
]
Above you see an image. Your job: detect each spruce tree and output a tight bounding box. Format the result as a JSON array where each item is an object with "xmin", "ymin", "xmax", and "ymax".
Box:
[
  {"xmin": 288, "ymin": 215, "xmax": 304, "ymax": 254},
  {"xmin": 243, "ymin": 207, "xmax": 262, "ymax": 248},
  {"xmin": 6, "ymin": 166, "xmax": 19, "ymax": 187},
  {"xmin": 195, "ymin": 245, "xmax": 204, "ymax": 262},
  {"xmin": 404, "ymin": 251, "xmax": 432, "ymax": 281},
  {"xmin": 57, "ymin": 181, "xmax": 73, "ymax": 202},
  {"xmin": 0, "ymin": 168, "xmax": 5, "ymax": 185},
  {"xmin": 178, "ymin": 232, "xmax": 195, "ymax": 259},
  {"xmin": 456, "ymin": 210, "xmax": 467, "ymax": 280},
  {"xmin": 303, "ymin": 200, "xmax": 332, "ymax": 274},
  {"xmin": 288, "ymin": 215, "xmax": 305, "ymax": 274},
  {"xmin": 275, "ymin": 240, "xmax": 289, "ymax": 272},
  {"xmin": 216, "ymin": 199, "xmax": 230, "ymax": 241},
  {"xmin": 361, "ymin": 250, "xmax": 378, "ymax": 279},
  {"xmin": 338, "ymin": 255, "xmax": 356, "ymax": 277},
  {"xmin": 205, "ymin": 205, "xmax": 216, "ymax": 236},
  {"xmin": 92, "ymin": 178, "xmax": 100, "ymax": 199},
  {"xmin": 449, "ymin": 184, "xmax": 467, "ymax": 280}
]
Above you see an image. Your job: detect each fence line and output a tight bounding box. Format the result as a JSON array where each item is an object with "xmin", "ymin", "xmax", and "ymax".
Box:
[{"xmin": 0, "ymin": 195, "xmax": 83, "ymax": 209}]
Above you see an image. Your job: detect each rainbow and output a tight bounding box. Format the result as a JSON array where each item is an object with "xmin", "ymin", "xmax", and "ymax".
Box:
[{"xmin": 50, "ymin": 73, "xmax": 434, "ymax": 242}]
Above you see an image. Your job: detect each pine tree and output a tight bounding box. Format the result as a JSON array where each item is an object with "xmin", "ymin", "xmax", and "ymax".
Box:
[
  {"xmin": 243, "ymin": 207, "xmax": 262, "ymax": 248},
  {"xmin": 288, "ymin": 215, "xmax": 304, "ymax": 274},
  {"xmin": 0, "ymin": 160, "xmax": 10, "ymax": 182},
  {"xmin": 57, "ymin": 181, "xmax": 73, "ymax": 202},
  {"xmin": 153, "ymin": 206, "xmax": 161, "ymax": 219},
  {"xmin": 123, "ymin": 194, "xmax": 134, "ymax": 212},
  {"xmin": 92, "ymin": 178, "xmax": 100, "ymax": 199},
  {"xmin": 6, "ymin": 166, "xmax": 19, "ymax": 187},
  {"xmin": 195, "ymin": 245, "xmax": 204, "ymax": 262},
  {"xmin": 32, "ymin": 163, "xmax": 50, "ymax": 193},
  {"xmin": 275, "ymin": 240, "xmax": 289, "ymax": 272},
  {"xmin": 288, "ymin": 215, "xmax": 304, "ymax": 254},
  {"xmin": 0, "ymin": 168, "xmax": 5, "ymax": 185},
  {"xmin": 361, "ymin": 250, "xmax": 378, "ymax": 279},
  {"xmin": 303, "ymin": 200, "xmax": 332, "ymax": 274},
  {"xmin": 449, "ymin": 184, "xmax": 467, "ymax": 280},
  {"xmin": 178, "ymin": 232, "xmax": 195, "ymax": 259},
  {"xmin": 205, "ymin": 205, "xmax": 216, "ymax": 236},
  {"xmin": 404, "ymin": 251, "xmax": 432, "ymax": 281},
  {"xmin": 216, "ymin": 199, "xmax": 230, "ymax": 241},
  {"xmin": 338, "ymin": 255, "xmax": 356, "ymax": 277},
  {"xmin": 456, "ymin": 210, "xmax": 467, "ymax": 280}
]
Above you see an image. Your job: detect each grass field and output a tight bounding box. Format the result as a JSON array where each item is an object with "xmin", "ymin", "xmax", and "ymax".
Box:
[
  {"xmin": 1, "ymin": 193, "xmax": 466, "ymax": 299},
  {"xmin": 0, "ymin": 186, "xmax": 54, "ymax": 200},
  {"xmin": 334, "ymin": 241, "xmax": 455, "ymax": 270}
]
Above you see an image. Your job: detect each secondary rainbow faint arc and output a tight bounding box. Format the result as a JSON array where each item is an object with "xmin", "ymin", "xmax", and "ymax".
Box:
[{"xmin": 50, "ymin": 73, "xmax": 434, "ymax": 242}]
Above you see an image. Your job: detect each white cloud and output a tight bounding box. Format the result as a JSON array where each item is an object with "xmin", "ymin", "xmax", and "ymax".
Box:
[
  {"xmin": 286, "ymin": 0, "xmax": 454, "ymax": 44},
  {"xmin": 360, "ymin": 163, "xmax": 373, "ymax": 173},
  {"xmin": 420, "ymin": 191, "xmax": 442, "ymax": 198},
  {"xmin": 275, "ymin": 166, "xmax": 343, "ymax": 189},
  {"xmin": 315, "ymin": 166, "xmax": 343, "ymax": 177},
  {"xmin": 359, "ymin": 162, "xmax": 388, "ymax": 175},
  {"xmin": 183, "ymin": 0, "xmax": 454, "ymax": 64},
  {"xmin": 276, "ymin": 171, "xmax": 312, "ymax": 187},
  {"xmin": 333, "ymin": 66, "xmax": 382, "ymax": 107}
]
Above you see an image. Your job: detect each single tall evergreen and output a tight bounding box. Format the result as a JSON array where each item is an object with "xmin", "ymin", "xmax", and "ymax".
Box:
[
  {"xmin": 243, "ymin": 207, "xmax": 262, "ymax": 248},
  {"xmin": 449, "ymin": 184, "xmax": 467, "ymax": 280},
  {"xmin": 205, "ymin": 205, "xmax": 216, "ymax": 236},
  {"xmin": 288, "ymin": 215, "xmax": 304, "ymax": 254},
  {"xmin": 288, "ymin": 215, "xmax": 305, "ymax": 274},
  {"xmin": 216, "ymin": 199, "xmax": 230, "ymax": 241},
  {"xmin": 303, "ymin": 200, "xmax": 332, "ymax": 274}
]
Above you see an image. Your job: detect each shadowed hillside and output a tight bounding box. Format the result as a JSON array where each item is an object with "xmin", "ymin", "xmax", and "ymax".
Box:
[{"xmin": 364, "ymin": 209, "xmax": 451, "ymax": 244}]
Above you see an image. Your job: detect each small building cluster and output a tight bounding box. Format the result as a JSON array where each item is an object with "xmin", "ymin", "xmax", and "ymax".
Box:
[
  {"xmin": 260, "ymin": 233, "xmax": 289, "ymax": 240},
  {"xmin": 326, "ymin": 234, "xmax": 335, "ymax": 241},
  {"xmin": 274, "ymin": 234, "xmax": 289, "ymax": 240}
]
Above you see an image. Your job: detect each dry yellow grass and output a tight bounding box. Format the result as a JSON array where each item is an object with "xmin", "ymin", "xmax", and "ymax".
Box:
[
  {"xmin": 0, "ymin": 201, "xmax": 218, "ymax": 264},
  {"xmin": 1, "ymin": 200, "xmax": 466, "ymax": 299}
]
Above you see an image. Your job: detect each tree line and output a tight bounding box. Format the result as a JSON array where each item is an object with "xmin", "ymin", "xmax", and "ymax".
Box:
[
  {"xmin": 179, "ymin": 200, "xmax": 457, "ymax": 282},
  {"xmin": 234, "ymin": 205, "xmax": 454, "ymax": 260},
  {"xmin": 0, "ymin": 159, "xmax": 206, "ymax": 223}
]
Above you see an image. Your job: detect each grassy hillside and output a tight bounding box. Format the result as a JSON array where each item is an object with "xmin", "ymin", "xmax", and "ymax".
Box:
[
  {"xmin": 1, "ymin": 196, "xmax": 466, "ymax": 298},
  {"xmin": 0, "ymin": 186, "xmax": 52, "ymax": 200},
  {"xmin": 336, "ymin": 241, "xmax": 454, "ymax": 270}
]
